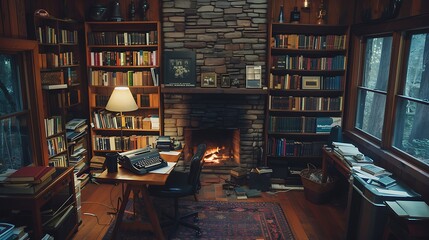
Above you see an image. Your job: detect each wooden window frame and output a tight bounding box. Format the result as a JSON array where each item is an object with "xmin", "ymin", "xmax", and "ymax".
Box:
[
  {"xmin": 345, "ymin": 14, "xmax": 429, "ymax": 199},
  {"xmin": 0, "ymin": 38, "xmax": 48, "ymax": 166}
]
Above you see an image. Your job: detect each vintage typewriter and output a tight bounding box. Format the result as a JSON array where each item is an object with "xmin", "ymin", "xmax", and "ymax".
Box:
[{"xmin": 118, "ymin": 147, "xmax": 167, "ymax": 175}]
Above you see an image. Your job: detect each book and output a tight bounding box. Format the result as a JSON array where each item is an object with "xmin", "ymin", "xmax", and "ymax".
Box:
[
  {"xmin": 0, "ymin": 175, "xmax": 52, "ymax": 194},
  {"xmin": 6, "ymin": 166, "xmax": 56, "ymax": 183},
  {"xmin": 255, "ymin": 167, "xmax": 273, "ymax": 174},
  {"xmin": 230, "ymin": 167, "xmax": 248, "ymax": 177},
  {"xmin": 65, "ymin": 118, "xmax": 86, "ymax": 131},
  {"xmin": 0, "ymin": 223, "xmax": 14, "ymax": 240},
  {"xmin": 42, "ymin": 84, "xmax": 67, "ymax": 90},
  {"xmin": 360, "ymin": 164, "xmax": 391, "ymax": 177},
  {"xmin": 385, "ymin": 200, "xmax": 429, "ymax": 219}
]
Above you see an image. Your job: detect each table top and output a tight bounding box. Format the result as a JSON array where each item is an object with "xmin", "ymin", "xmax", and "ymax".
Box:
[{"xmin": 96, "ymin": 150, "xmax": 182, "ymax": 186}]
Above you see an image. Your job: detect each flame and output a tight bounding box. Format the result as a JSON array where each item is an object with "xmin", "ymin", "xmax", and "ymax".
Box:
[{"xmin": 204, "ymin": 147, "xmax": 220, "ymax": 164}]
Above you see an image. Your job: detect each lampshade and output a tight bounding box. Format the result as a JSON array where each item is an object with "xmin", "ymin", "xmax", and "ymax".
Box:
[{"xmin": 105, "ymin": 86, "xmax": 138, "ymax": 112}]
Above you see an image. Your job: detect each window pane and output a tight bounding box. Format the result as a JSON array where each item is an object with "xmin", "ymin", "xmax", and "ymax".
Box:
[
  {"xmin": 0, "ymin": 54, "xmax": 23, "ymax": 115},
  {"xmin": 0, "ymin": 53, "xmax": 32, "ymax": 171},
  {"xmin": 362, "ymin": 37, "xmax": 392, "ymax": 91},
  {"xmin": 393, "ymin": 99, "xmax": 429, "ymax": 167},
  {"xmin": 356, "ymin": 89, "xmax": 386, "ymax": 139},
  {"xmin": 404, "ymin": 33, "xmax": 429, "ymax": 100}
]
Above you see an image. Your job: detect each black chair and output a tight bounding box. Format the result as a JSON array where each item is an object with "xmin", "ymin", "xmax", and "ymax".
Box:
[{"xmin": 148, "ymin": 143, "xmax": 207, "ymax": 238}]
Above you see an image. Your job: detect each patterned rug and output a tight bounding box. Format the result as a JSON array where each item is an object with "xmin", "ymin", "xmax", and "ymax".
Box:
[{"xmin": 103, "ymin": 199, "xmax": 295, "ymax": 240}]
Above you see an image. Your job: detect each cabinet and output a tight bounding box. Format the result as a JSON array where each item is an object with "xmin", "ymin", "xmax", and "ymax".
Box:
[
  {"xmin": 31, "ymin": 15, "xmax": 89, "ymax": 170},
  {"xmin": 0, "ymin": 167, "xmax": 78, "ymax": 240},
  {"xmin": 85, "ymin": 21, "xmax": 162, "ymax": 157},
  {"xmin": 265, "ymin": 22, "xmax": 348, "ymax": 184}
]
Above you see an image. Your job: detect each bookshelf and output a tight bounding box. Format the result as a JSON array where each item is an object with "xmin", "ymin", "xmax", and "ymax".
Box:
[
  {"xmin": 85, "ymin": 21, "xmax": 162, "ymax": 157},
  {"xmin": 32, "ymin": 15, "xmax": 89, "ymax": 171},
  {"xmin": 266, "ymin": 21, "xmax": 349, "ymax": 184}
]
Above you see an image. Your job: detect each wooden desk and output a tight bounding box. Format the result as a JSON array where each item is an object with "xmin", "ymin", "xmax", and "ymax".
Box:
[
  {"xmin": 321, "ymin": 147, "xmax": 352, "ymax": 183},
  {"xmin": 96, "ymin": 151, "xmax": 182, "ymax": 240}
]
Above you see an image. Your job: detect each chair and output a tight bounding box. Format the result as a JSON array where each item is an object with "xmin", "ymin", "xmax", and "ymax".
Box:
[{"xmin": 148, "ymin": 143, "xmax": 206, "ymax": 238}]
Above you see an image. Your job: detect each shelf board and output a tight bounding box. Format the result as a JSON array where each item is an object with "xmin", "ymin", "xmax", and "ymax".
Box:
[
  {"xmin": 161, "ymin": 86, "xmax": 268, "ymax": 95},
  {"xmin": 87, "ymin": 44, "xmax": 158, "ymax": 49},
  {"xmin": 88, "ymin": 65, "xmax": 157, "ymax": 69},
  {"xmin": 92, "ymin": 128, "xmax": 159, "ymax": 133}
]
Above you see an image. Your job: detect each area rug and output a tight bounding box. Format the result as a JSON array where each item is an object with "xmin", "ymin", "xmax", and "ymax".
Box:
[{"xmin": 103, "ymin": 199, "xmax": 295, "ymax": 240}]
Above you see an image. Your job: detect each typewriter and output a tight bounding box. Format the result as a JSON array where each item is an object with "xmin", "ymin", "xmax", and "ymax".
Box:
[{"xmin": 118, "ymin": 147, "xmax": 167, "ymax": 175}]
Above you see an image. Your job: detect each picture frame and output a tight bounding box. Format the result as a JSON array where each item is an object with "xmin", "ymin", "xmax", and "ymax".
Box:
[
  {"xmin": 301, "ymin": 76, "xmax": 321, "ymax": 89},
  {"xmin": 163, "ymin": 51, "xmax": 196, "ymax": 87},
  {"xmin": 246, "ymin": 65, "xmax": 262, "ymax": 88},
  {"xmin": 221, "ymin": 74, "xmax": 231, "ymax": 88},
  {"xmin": 201, "ymin": 72, "xmax": 217, "ymax": 88}
]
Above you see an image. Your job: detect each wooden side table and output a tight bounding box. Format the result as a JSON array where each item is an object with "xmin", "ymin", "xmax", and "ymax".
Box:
[{"xmin": 0, "ymin": 167, "xmax": 78, "ymax": 239}]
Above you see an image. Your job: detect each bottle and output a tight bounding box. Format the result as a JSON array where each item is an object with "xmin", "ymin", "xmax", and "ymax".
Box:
[
  {"xmin": 290, "ymin": 6, "xmax": 300, "ymax": 24},
  {"xmin": 278, "ymin": 5, "xmax": 285, "ymax": 23}
]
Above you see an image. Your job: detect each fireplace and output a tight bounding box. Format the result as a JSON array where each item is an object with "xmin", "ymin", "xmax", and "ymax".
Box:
[{"xmin": 184, "ymin": 128, "xmax": 240, "ymax": 168}]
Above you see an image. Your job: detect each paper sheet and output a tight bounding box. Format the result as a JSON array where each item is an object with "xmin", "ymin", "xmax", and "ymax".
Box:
[
  {"xmin": 149, "ymin": 162, "xmax": 176, "ymax": 174},
  {"xmin": 159, "ymin": 151, "xmax": 181, "ymax": 156}
]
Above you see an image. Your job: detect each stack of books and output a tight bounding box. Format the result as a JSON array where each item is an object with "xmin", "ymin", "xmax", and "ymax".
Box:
[
  {"xmin": 66, "ymin": 118, "xmax": 87, "ymax": 142},
  {"xmin": 0, "ymin": 166, "xmax": 56, "ymax": 194},
  {"xmin": 89, "ymin": 156, "xmax": 106, "ymax": 177},
  {"xmin": 156, "ymin": 136, "xmax": 172, "ymax": 151},
  {"xmin": 230, "ymin": 167, "xmax": 248, "ymax": 185}
]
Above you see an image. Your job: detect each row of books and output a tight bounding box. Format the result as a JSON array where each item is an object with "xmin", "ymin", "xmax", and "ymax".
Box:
[
  {"xmin": 0, "ymin": 166, "xmax": 56, "ymax": 194},
  {"xmin": 89, "ymin": 50, "xmax": 158, "ymax": 67},
  {"xmin": 87, "ymin": 31, "xmax": 158, "ymax": 46},
  {"xmin": 92, "ymin": 135, "xmax": 158, "ymax": 151},
  {"xmin": 39, "ymin": 52, "xmax": 77, "ymax": 69},
  {"xmin": 269, "ymin": 74, "xmax": 342, "ymax": 90},
  {"xmin": 269, "ymin": 96, "xmax": 343, "ymax": 111},
  {"xmin": 48, "ymin": 154, "xmax": 68, "ymax": 167},
  {"xmin": 273, "ymin": 55, "xmax": 346, "ymax": 70},
  {"xmin": 92, "ymin": 111, "xmax": 157, "ymax": 130},
  {"xmin": 272, "ymin": 34, "xmax": 347, "ymax": 50},
  {"xmin": 268, "ymin": 116, "xmax": 342, "ymax": 133},
  {"xmin": 44, "ymin": 116, "xmax": 63, "ymax": 137},
  {"xmin": 47, "ymin": 136, "xmax": 67, "ymax": 157},
  {"xmin": 267, "ymin": 138, "xmax": 326, "ymax": 157},
  {"xmin": 89, "ymin": 69, "xmax": 156, "ymax": 87},
  {"xmin": 37, "ymin": 26, "xmax": 78, "ymax": 44}
]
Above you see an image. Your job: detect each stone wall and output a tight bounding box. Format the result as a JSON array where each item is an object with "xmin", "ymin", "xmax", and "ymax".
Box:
[{"xmin": 161, "ymin": 0, "xmax": 268, "ymax": 167}]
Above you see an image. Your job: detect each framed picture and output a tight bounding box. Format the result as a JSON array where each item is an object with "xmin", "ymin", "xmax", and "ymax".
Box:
[
  {"xmin": 221, "ymin": 75, "xmax": 231, "ymax": 88},
  {"xmin": 163, "ymin": 51, "xmax": 196, "ymax": 87},
  {"xmin": 301, "ymin": 76, "xmax": 321, "ymax": 89},
  {"xmin": 246, "ymin": 65, "xmax": 262, "ymax": 88},
  {"xmin": 201, "ymin": 72, "xmax": 217, "ymax": 88}
]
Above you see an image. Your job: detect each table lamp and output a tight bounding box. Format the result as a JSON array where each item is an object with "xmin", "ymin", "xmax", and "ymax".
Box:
[{"xmin": 105, "ymin": 86, "xmax": 138, "ymax": 151}]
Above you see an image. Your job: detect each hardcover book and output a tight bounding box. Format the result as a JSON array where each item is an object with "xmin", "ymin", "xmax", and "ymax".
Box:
[{"xmin": 7, "ymin": 166, "xmax": 56, "ymax": 183}]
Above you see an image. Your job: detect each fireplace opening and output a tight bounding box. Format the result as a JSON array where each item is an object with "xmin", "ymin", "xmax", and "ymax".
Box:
[{"xmin": 184, "ymin": 128, "xmax": 240, "ymax": 168}]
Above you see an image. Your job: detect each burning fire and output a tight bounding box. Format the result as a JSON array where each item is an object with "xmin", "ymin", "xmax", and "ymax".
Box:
[{"xmin": 204, "ymin": 147, "xmax": 221, "ymax": 164}]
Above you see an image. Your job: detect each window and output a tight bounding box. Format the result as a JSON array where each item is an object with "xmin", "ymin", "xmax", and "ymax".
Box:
[
  {"xmin": 393, "ymin": 33, "xmax": 429, "ymax": 167},
  {"xmin": 356, "ymin": 36, "xmax": 392, "ymax": 140},
  {"xmin": 0, "ymin": 53, "xmax": 33, "ymax": 171}
]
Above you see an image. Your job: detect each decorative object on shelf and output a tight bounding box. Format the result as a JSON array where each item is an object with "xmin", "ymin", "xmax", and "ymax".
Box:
[
  {"xmin": 362, "ymin": 0, "xmax": 402, "ymax": 22},
  {"xmin": 88, "ymin": 4, "xmax": 108, "ymax": 21},
  {"xmin": 140, "ymin": 0, "xmax": 150, "ymax": 21},
  {"xmin": 221, "ymin": 75, "xmax": 231, "ymax": 88},
  {"xmin": 110, "ymin": 0, "xmax": 123, "ymax": 22},
  {"xmin": 105, "ymin": 87, "xmax": 138, "ymax": 151},
  {"xmin": 246, "ymin": 65, "xmax": 262, "ymax": 89},
  {"xmin": 317, "ymin": 0, "xmax": 327, "ymax": 24},
  {"xmin": 290, "ymin": 6, "xmax": 301, "ymax": 24},
  {"xmin": 302, "ymin": 0, "xmax": 310, "ymax": 9},
  {"xmin": 278, "ymin": 5, "xmax": 285, "ymax": 23},
  {"xmin": 301, "ymin": 76, "xmax": 321, "ymax": 89},
  {"xmin": 201, "ymin": 73, "xmax": 217, "ymax": 88},
  {"xmin": 231, "ymin": 78, "xmax": 240, "ymax": 88},
  {"xmin": 129, "ymin": 0, "xmax": 136, "ymax": 21},
  {"xmin": 34, "ymin": 9, "xmax": 49, "ymax": 17},
  {"xmin": 164, "ymin": 51, "xmax": 196, "ymax": 87}
]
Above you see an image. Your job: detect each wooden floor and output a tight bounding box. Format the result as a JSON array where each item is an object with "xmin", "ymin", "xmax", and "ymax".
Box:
[{"xmin": 72, "ymin": 174, "xmax": 348, "ymax": 240}]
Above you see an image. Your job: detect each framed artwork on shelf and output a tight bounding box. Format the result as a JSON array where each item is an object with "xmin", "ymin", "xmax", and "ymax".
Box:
[
  {"xmin": 246, "ymin": 65, "xmax": 262, "ymax": 88},
  {"xmin": 302, "ymin": 76, "xmax": 321, "ymax": 89},
  {"xmin": 221, "ymin": 74, "xmax": 231, "ymax": 88},
  {"xmin": 163, "ymin": 51, "xmax": 196, "ymax": 87},
  {"xmin": 201, "ymin": 72, "xmax": 217, "ymax": 88}
]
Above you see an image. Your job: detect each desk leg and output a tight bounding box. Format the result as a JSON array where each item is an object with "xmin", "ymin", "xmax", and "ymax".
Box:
[
  {"xmin": 112, "ymin": 184, "xmax": 132, "ymax": 240},
  {"xmin": 321, "ymin": 150, "xmax": 328, "ymax": 183},
  {"xmin": 140, "ymin": 185, "xmax": 165, "ymax": 240}
]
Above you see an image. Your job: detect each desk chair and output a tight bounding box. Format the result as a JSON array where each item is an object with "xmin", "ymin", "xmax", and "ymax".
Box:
[{"xmin": 149, "ymin": 143, "xmax": 206, "ymax": 238}]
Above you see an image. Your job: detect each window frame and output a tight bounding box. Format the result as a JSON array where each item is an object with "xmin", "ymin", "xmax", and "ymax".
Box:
[
  {"xmin": 345, "ymin": 15, "xmax": 429, "ymax": 193},
  {"xmin": 0, "ymin": 38, "xmax": 48, "ymax": 166}
]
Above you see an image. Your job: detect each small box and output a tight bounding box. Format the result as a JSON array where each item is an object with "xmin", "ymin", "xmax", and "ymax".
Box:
[{"xmin": 247, "ymin": 172, "xmax": 271, "ymax": 192}]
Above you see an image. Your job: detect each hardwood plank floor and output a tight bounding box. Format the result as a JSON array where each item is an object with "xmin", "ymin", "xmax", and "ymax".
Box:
[{"xmin": 72, "ymin": 174, "xmax": 347, "ymax": 240}]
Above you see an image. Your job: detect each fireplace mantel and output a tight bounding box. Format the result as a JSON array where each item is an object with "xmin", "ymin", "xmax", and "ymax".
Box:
[{"xmin": 161, "ymin": 86, "xmax": 267, "ymax": 95}]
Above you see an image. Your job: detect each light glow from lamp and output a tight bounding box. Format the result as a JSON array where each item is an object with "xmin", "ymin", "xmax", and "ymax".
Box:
[
  {"xmin": 105, "ymin": 86, "xmax": 138, "ymax": 112},
  {"xmin": 303, "ymin": 0, "xmax": 310, "ymax": 9}
]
